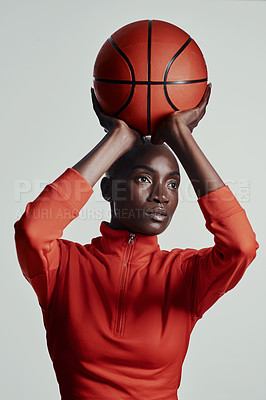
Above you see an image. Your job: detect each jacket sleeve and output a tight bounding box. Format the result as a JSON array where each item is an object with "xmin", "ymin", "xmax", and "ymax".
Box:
[
  {"xmin": 180, "ymin": 185, "xmax": 259, "ymax": 321},
  {"xmin": 14, "ymin": 168, "xmax": 93, "ymax": 310}
]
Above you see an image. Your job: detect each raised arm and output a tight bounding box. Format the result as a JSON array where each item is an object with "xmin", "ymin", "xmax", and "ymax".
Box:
[
  {"xmin": 151, "ymin": 83, "xmax": 224, "ymax": 198},
  {"xmin": 14, "ymin": 89, "xmax": 143, "ymax": 309},
  {"xmin": 72, "ymin": 89, "xmax": 144, "ymax": 184},
  {"xmin": 179, "ymin": 185, "xmax": 259, "ymax": 321},
  {"xmin": 152, "ymin": 84, "xmax": 258, "ymax": 319}
]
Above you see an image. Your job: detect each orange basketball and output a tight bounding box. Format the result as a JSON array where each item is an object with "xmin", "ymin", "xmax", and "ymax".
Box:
[{"xmin": 93, "ymin": 20, "xmax": 207, "ymax": 136}]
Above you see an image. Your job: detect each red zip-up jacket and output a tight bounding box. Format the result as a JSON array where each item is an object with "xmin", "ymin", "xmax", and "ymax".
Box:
[{"xmin": 14, "ymin": 167, "xmax": 259, "ymax": 400}]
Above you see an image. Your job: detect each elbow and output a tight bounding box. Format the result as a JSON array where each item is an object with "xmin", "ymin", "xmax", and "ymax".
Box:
[
  {"xmin": 14, "ymin": 218, "xmax": 29, "ymax": 248},
  {"xmin": 14, "ymin": 213, "xmax": 28, "ymax": 236},
  {"xmin": 14, "ymin": 218, "xmax": 25, "ymax": 241},
  {"xmin": 232, "ymin": 235, "xmax": 259, "ymax": 265},
  {"xmin": 14, "ymin": 210, "xmax": 39, "ymax": 248}
]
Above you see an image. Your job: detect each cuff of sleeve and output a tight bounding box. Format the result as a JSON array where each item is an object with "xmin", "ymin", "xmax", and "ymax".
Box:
[
  {"xmin": 50, "ymin": 168, "xmax": 93, "ymax": 211},
  {"xmin": 197, "ymin": 185, "xmax": 243, "ymax": 224}
]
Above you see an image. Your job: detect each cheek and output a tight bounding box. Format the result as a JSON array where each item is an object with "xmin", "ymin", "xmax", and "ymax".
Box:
[
  {"xmin": 166, "ymin": 189, "xmax": 179, "ymax": 210},
  {"xmin": 126, "ymin": 183, "xmax": 149, "ymax": 204},
  {"xmin": 170, "ymin": 192, "xmax": 179, "ymax": 210}
]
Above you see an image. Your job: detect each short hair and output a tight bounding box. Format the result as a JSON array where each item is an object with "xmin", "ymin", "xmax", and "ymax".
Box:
[{"xmin": 105, "ymin": 135, "xmax": 152, "ymax": 180}]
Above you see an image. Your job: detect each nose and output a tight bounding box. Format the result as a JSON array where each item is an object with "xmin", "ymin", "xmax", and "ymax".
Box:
[
  {"xmin": 148, "ymin": 183, "xmax": 169, "ymax": 204},
  {"xmin": 153, "ymin": 195, "xmax": 168, "ymax": 204}
]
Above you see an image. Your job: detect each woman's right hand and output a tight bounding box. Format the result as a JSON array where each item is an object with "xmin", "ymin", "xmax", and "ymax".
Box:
[{"xmin": 91, "ymin": 88, "xmax": 144, "ymax": 148}]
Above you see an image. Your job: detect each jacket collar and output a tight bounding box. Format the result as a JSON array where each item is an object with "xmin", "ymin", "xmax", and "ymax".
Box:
[{"xmin": 96, "ymin": 221, "xmax": 160, "ymax": 262}]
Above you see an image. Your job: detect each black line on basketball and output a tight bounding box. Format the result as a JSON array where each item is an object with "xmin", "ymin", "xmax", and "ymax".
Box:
[
  {"xmin": 164, "ymin": 37, "xmax": 192, "ymax": 82},
  {"xmin": 94, "ymin": 78, "xmax": 208, "ymax": 85},
  {"xmin": 108, "ymin": 37, "xmax": 135, "ymax": 116},
  {"xmin": 164, "ymin": 92, "xmax": 179, "ymax": 111},
  {"xmin": 108, "ymin": 37, "xmax": 136, "ymax": 82},
  {"xmin": 172, "ymin": 78, "xmax": 207, "ymax": 84},
  {"xmin": 163, "ymin": 37, "xmax": 192, "ymax": 111},
  {"xmin": 147, "ymin": 20, "xmax": 152, "ymax": 135}
]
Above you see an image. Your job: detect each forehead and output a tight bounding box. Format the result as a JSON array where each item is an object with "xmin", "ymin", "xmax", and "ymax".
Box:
[{"xmin": 121, "ymin": 144, "xmax": 179, "ymax": 177}]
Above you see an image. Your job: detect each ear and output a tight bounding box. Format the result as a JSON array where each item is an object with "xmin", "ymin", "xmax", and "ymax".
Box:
[{"xmin": 100, "ymin": 177, "xmax": 112, "ymax": 202}]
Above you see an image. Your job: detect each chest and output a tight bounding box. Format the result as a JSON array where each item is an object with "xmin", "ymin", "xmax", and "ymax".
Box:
[{"xmin": 47, "ymin": 253, "xmax": 193, "ymax": 369}]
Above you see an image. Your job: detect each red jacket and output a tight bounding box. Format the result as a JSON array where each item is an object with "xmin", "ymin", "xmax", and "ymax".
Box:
[{"xmin": 14, "ymin": 167, "xmax": 258, "ymax": 400}]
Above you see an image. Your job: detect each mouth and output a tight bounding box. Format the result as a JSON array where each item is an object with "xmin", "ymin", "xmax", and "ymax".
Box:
[{"xmin": 145, "ymin": 210, "xmax": 168, "ymax": 222}]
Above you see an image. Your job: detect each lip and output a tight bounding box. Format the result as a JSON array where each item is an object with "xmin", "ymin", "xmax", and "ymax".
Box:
[
  {"xmin": 145, "ymin": 207, "xmax": 168, "ymax": 222},
  {"xmin": 145, "ymin": 207, "xmax": 167, "ymax": 216}
]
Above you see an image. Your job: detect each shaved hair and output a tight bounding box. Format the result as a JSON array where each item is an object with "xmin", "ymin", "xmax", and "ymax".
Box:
[
  {"xmin": 105, "ymin": 136, "xmax": 152, "ymax": 180},
  {"xmin": 105, "ymin": 136, "xmax": 179, "ymax": 180}
]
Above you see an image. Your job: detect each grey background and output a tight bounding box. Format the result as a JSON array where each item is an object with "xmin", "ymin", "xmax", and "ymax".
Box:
[{"xmin": 1, "ymin": 0, "xmax": 265, "ymax": 399}]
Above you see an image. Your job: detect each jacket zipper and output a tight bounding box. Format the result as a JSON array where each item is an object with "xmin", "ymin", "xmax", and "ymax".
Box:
[{"xmin": 115, "ymin": 232, "xmax": 135, "ymax": 335}]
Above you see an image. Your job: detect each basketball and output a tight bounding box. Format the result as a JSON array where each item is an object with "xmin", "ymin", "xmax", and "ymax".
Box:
[{"xmin": 93, "ymin": 20, "xmax": 208, "ymax": 136}]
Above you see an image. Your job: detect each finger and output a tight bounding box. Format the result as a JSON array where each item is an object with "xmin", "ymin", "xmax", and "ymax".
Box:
[
  {"xmin": 91, "ymin": 87, "xmax": 104, "ymax": 118},
  {"xmin": 91, "ymin": 87, "xmax": 100, "ymax": 112},
  {"xmin": 135, "ymin": 134, "xmax": 146, "ymax": 147},
  {"xmin": 151, "ymin": 134, "xmax": 164, "ymax": 145},
  {"xmin": 197, "ymin": 82, "xmax": 212, "ymax": 110},
  {"xmin": 201, "ymin": 83, "xmax": 211, "ymax": 107}
]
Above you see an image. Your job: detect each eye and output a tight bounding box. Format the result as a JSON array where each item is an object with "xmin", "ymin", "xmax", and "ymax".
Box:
[
  {"xmin": 137, "ymin": 176, "xmax": 151, "ymax": 184},
  {"xmin": 168, "ymin": 181, "xmax": 178, "ymax": 190}
]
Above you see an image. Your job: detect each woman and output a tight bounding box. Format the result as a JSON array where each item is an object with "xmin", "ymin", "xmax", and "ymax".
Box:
[{"xmin": 14, "ymin": 84, "xmax": 259, "ymax": 400}]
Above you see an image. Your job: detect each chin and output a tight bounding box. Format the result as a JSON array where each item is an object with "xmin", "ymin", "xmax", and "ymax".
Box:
[{"xmin": 124, "ymin": 219, "xmax": 170, "ymax": 236}]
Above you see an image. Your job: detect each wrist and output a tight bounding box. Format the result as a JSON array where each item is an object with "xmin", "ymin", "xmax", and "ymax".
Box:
[
  {"xmin": 165, "ymin": 118, "xmax": 191, "ymax": 149},
  {"xmin": 111, "ymin": 121, "xmax": 138, "ymax": 152}
]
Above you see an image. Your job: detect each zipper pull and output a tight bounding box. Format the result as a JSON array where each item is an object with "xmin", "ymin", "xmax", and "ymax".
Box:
[{"xmin": 128, "ymin": 232, "xmax": 135, "ymax": 245}]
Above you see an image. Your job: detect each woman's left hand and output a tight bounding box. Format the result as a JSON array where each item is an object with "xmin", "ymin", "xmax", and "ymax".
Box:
[{"xmin": 151, "ymin": 83, "xmax": 212, "ymax": 145}]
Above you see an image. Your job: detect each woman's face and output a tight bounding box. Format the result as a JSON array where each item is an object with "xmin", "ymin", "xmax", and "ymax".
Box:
[{"xmin": 104, "ymin": 143, "xmax": 180, "ymax": 235}]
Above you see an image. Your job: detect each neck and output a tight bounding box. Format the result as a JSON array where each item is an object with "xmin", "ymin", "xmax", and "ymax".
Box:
[{"xmin": 106, "ymin": 218, "xmax": 131, "ymax": 232}]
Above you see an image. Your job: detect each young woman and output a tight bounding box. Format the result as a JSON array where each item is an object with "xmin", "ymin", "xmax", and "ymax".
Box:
[{"xmin": 14, "ymin": 84, "xmax": 258, "ymax": 400}]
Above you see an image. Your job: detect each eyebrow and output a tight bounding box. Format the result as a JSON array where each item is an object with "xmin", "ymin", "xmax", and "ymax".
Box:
[{"xmin": 130, "ymin": 165, "xmax": 180, "ymax": 176}]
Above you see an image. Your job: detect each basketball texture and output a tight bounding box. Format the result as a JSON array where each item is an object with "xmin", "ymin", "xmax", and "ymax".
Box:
[{"xmin": 93, "ymin": 20, "xmax": 208, "ymax": 136}]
